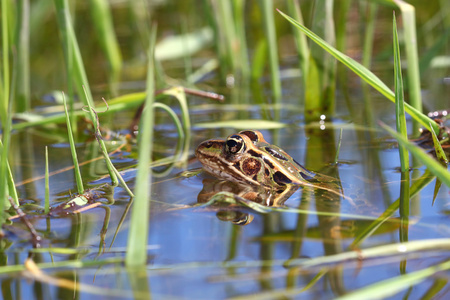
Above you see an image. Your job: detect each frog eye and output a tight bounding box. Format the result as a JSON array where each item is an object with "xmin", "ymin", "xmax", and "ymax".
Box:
[{"xmin": 226, "ymin": 135, "xmax": 246, "ymax": 154}]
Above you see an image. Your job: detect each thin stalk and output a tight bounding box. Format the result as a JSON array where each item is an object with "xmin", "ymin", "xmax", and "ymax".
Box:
[
  {"xmin": 63, "ymin": 93, "xmax": 84, "ymax": 194},
  {"xmin": 1, "ymin": 0, "xmax": 19, "ymax": 209},
  {"xmin": 44, "ymin": 146, "xmax": 50, "ymax": 214},
  {"xmin": 54, "ymin": 0, "xmax": 118, "ymax": 185},
  {"xmin": 125, "ymin": 26, "xmax": 157, "ymax": 267},
  {"xmin": 259, "ymin": 0, "xmax": 282, "ymax": 104},
  {"xmin": 393, "ymin": 0, "xmax": 422, "ymax": 117},
  {"xmin": 89, "ymin": 0, "xmax": 122, "ymax": 96},
  {"xmin": 305, "ymin": 0, "xmax": 336, "ymax": 121},
  {"xmin": 13, "ymin": 0, "xmax": 30, "ymax": 112},
  {"xmin": 393, "ymin": 13, "xmax": 410, "ymax": 172},
  {"xmin": 334, "ymin": 128, "xmax": 343, "ymax": 165},
  {"xmin": 286, "ymin": 0, "xmax": 309, "ymax": 87}
]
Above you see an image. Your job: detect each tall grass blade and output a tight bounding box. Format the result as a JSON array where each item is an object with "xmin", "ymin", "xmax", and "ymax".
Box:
[
  {"xmin": 54, "ymin": 0, "xmax": 118, "ymax": 185},
  {"xmin": 126, "ymin": 26, "xmax": 157, "ymax": 267},
  {"xmin": 1, "ymin": 0, "xmax": 19, "ymax": 209},
  {"xmin": 380, "ymin": 123, "xmax": 450, "ymax": 188},
  {"xmin": 89, "ymin": 0, "xmax": 122, "ymax": 96},
  {"xmin": 63, "ymin": 92, "xmax": 84, "ymax": 194},
  {"xmin": 13, "ymin": 0, "xmax": 30, "ymax": 112},
  {"xmin": 393, "ymin": 13, "xmax": 409, "ymax": 172},
  {"xmin": 259, "ymin": 0, "xmax": 281, "ymax": 104},
  {"xmin": 286, "ymin": 0, "xmax": 309, "ymax": 86},
  {"xmin": 306, "ymin": 0, "xmax": 336, "ymax": 120},
  {"xmin": 277, "ymin": 10, "xmax": 439, "ymax": 134},
  {"xmin": 392, "ymin": 1, "xmax": 422, "ymax": 114}
]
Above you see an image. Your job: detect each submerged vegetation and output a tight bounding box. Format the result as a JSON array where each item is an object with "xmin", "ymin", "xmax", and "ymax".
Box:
[{"xmin": 0, "ymin": 0, "xmax": 449, "ymax": 298}]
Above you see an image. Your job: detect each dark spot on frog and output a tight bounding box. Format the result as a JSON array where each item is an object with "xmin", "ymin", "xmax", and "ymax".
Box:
[
  {"xmin": 242, "ymin": 158, "xmax": 261, "ymax": 176},
  {"xmin": 248, "ymin": 149, "xmax": 262, "ymax": 158},
  {"xmin": 263, "ymin": 157, "xmax": 274, "ymax": 168},
  {"xmin": 265, "ymin": 147, "xmax": 288, "ymax": 161},
  {"xmin": 273, "ymin": 171, "xmax": 292, "ymax": 185},
  {"xmin": 252, "ymin": 174, "xmax": 258, "ymax": 181},
  {"xmin": 240, "ymin": 131, "xmax": 259, "ymax": 142},
  {"xmin": 233, "ymin": 162, "xmax": 240, "ymax": 169},
  {"xmin": 264, "ymin": 168, "xmax": 270, "ymax": 176}
]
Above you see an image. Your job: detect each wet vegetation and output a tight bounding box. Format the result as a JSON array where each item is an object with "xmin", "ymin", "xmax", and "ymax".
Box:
[{"xmin": 0, "ymin": 0, "xmax": 449, "ymax": 298}]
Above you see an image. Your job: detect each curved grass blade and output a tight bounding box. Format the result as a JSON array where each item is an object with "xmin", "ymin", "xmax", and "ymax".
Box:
[{"xmin": 277, "ymin": 10, "xmax": 439, "ymax": 134}]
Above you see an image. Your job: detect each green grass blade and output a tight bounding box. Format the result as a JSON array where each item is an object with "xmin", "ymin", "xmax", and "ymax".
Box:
[
  {"xmin": 393, "ymin": 13, "xmax": 409, "ymax": 172},
  {"xmin": 259, "ymin": 0, "xmax": 281, "ymax": 103},
  {"xmin": 63, "ymin": 92, "xmax": 84, "ymax": 194},
  {"xmin": 54, "ymin": 0, "xmax": 119, "ymax": 185},
  {"xmin": 337, "ymin": 260, "xmax": 450, "ymax": 300},
  {"xmin": 334, "ymin": 128, "xmax": 343, "ymax": 165},
  {"xmin": 286, "ymin": 0, "xmax": 309, "ymax": 86},
  {"xmin": 13, "ymin": 0, "xmax": 31, "ymax": 112},
  {"xmin": 392, "ymin": 0, "xmax": 422, "ymax": 114},
  {"xmin": 380, "ymin": 123, "xmax": 450, "ymax": 187},
  {"xmin": 45, "ymin": 146, "xmax": 50, "ymax": 214},
  {"xmin": 89, "ymin": 0, "xmax": 122, "ymax": 96},
  {"xmin": 125, "ymin": 26, "xmax": 157, "ymax": 267},
  {"xmin": 276, "ymin": 10, "xmax": 439, "ymax": 133}
]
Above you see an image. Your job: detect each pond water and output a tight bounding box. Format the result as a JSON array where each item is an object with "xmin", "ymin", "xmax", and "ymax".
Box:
[{"xmin": 2, "ymin": 1, "xmax": 450, "ymax": 299}]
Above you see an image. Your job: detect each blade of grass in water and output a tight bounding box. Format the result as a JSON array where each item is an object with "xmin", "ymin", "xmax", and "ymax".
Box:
[
  {"xmin": 63, "ymin": 93, "xmax": 84, "ymax": 194},
  {"xmin": 393, "ymin": 13, "xmax": 409, "ymax": 172},
  {"xmin": 45, "ymin": 146, "xmax": 50, "ymax": 214},
  {"xmin": 336, "ymin": 260, "xmax": 450, "ymax": 300},
  {"xmin": 0, "ymin": 0, "xmax": 19, "ymax": 209},
  {"xmin": 81, "ymin": 88, "xmax": 134, "ymax": 197},
  {"xmin": 277, "ymin": 10, "xmax": 439, "ymax": 134},
  {"xmin": 380, "ymin": 123, "xmax": 450, "ymax": 188},
  {"xmin": 89, "ymin": 0, "xmax": 122, "ymax": 96},
  {"xmin": 53, "ymin": 0, "xmax": 118, "ymax": 185},
  {"xmin": 126, "ymin": 26, "xmax": 157, "ymax": 267}
]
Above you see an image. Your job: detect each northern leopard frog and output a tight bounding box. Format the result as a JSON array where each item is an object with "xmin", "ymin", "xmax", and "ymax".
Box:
[{"xmin": 195, "ymin": 130, "xmax": 344, "ymax": 199}]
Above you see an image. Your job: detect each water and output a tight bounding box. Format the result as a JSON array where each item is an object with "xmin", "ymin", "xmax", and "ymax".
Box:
[{"xmin": 2, "ymin": 1, "xmax": 450, "ymax": 299}]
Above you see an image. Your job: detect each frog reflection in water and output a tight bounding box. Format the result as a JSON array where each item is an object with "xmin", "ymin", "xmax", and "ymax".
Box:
[{"xmin": 195, "ymin": 130, "xmax": 344, "ymax": 224}]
